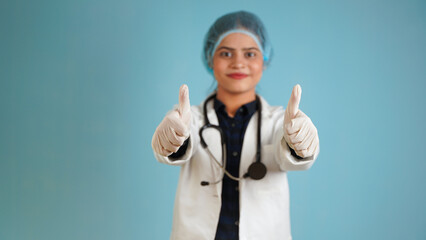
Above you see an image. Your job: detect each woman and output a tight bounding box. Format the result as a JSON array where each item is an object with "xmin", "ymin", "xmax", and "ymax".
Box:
[{"xmin": 152, "ymin": 11, "xmax": 319, "ymax": 240}]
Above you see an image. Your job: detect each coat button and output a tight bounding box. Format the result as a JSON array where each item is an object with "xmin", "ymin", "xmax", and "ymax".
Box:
[
  {"xmin": 231, "ymin": 122, "xmax": 236, "ymax": 127},
  {"xmin": 235, "ymin": 220, "xmax": 239, "ymax": 226},
  {"xmin": 232, "ymin": 151, "xmax": 238, "ymax": 157}
]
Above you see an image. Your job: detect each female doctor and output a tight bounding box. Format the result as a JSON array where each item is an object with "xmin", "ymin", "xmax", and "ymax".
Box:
[{"xmin": 151, "ymin": 11, "xmax": 319, "ymax": 240}]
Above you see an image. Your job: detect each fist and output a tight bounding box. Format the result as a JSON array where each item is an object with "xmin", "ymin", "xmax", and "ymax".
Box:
[
  {"xmin": 152, "ymin": 84, "xmax": 192, "ymax": 156},
  {"xmin": 283, "ymin": 84, "xmax": 319, "ymax": 158}
]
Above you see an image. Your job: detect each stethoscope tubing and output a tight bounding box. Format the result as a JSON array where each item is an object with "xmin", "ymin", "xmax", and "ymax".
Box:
[{"xmin": 199, "ymin": 94, "xmax": 267, "ymax": 186}]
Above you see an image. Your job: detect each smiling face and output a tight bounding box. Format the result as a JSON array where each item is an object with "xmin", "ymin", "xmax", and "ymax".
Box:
[{"xmin": 212, "ymin": 32, "xmax": 264, "ymax": 97}]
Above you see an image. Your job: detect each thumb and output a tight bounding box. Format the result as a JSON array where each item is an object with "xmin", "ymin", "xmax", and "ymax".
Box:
[
  {"xmin": 286, "ymin": 84, "xmax": 302, "ymax": 119},
  {"xmin": 178, "ymin": 84, "xmax": 191, "ymax": 117}
]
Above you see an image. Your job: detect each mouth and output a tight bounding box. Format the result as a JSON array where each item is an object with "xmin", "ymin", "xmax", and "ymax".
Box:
[{"xmin": 227, "ymin": 73, "xmax": 248, "ymax": 79}]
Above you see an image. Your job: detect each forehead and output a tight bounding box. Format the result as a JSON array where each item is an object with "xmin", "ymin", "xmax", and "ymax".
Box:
[{"xmin": 217, "ymin": 33, "xmax": 260, "ymax": 49}]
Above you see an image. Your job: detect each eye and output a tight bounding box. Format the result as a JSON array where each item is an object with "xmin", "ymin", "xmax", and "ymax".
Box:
[
  {"xmin": 219, "ymin": 51, "xmax": 232, "ymax": 58},
  {"xmin": 245, "ymin": 52, "xmax": 256, "ymax": 58}
]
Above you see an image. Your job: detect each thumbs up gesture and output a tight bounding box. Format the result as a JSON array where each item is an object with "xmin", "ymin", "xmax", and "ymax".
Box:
[
  {"xmin": 283, "ymin": 85, "xmax": 319, "ymax": 158},
  {"xmin": 152, "ymin": 84, "xmax": 192, "ymax": 156}
]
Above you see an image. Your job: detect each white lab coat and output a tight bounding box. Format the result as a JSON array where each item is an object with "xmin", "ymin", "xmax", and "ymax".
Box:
[{"xmin": 153, "ymin": 95, "xmax": 319, "ymax": 240}]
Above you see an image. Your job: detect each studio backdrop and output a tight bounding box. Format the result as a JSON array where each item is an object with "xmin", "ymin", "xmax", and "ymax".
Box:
[{"xmin": 1, "ymin": 0, "xmax": 425, "ymax": 239}]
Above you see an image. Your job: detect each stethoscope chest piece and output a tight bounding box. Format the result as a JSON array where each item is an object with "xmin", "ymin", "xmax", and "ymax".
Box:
[{"xmin": 247, "ymin": 162, "xmax": 267, "ymax": 180}]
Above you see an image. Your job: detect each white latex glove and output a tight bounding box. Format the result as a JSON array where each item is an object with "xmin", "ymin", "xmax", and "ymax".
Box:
[
  {"xmin": 152, "ymin": 84, "xmax": 192, "ymax": 157},
  {"xmin": 283, "ymin": 84, "xmax": 319, "ymax": 158}
]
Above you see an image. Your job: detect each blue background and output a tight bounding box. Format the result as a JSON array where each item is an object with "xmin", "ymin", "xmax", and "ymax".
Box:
[{"xmin": 1, "ymin": 0, "xmax": 425, "ymax": 239}]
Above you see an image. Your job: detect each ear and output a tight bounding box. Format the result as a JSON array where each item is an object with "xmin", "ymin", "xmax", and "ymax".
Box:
[{"xmin": 208, "ymin": 62, "xmax": 214, "ymax": 74}]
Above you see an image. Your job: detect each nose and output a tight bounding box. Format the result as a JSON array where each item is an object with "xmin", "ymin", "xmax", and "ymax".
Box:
[{"xmin": 230, "ymin": 53, "xmax": 246, "ymax": 69}]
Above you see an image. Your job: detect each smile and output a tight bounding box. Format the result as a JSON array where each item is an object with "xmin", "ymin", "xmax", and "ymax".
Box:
[{"xmin": 227, "ymin": 73, "xmax": 248, "ymax": 79}]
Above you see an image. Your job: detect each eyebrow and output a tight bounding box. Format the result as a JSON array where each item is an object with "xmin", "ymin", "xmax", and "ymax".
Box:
[{"xmin": 217, "ymin": 46, "xmax": 261, "ymax": 52}]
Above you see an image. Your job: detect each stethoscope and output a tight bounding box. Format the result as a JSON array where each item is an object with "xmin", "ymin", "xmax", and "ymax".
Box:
[{"xmin": 199, "ymin": 94, "xmax": 267, "ymax": 186}]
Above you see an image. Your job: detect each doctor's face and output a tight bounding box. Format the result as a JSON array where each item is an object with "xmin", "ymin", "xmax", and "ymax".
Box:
[{"xmin": 212, "ymin": 33, "xmax": 264, "ymax": 96}]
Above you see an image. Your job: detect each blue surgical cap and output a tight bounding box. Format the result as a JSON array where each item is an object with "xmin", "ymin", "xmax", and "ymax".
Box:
[{"xmin": 202, "ymin": 11, "xmax": 273, "ymax": 73}]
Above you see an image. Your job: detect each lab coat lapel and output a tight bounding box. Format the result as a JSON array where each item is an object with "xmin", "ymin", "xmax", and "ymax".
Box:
[
  {"xmin": 202, "ymin": 98, "xmax": 224, "ymax": 196},
  {"xmin": 204, "ymin": 99, "xmax": 222, "ymax": 163}
]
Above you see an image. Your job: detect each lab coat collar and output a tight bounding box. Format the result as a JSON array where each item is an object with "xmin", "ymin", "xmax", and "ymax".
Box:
[{"xmin": 202, "ymin": 92, "xmax": 273, "ymax": 122}]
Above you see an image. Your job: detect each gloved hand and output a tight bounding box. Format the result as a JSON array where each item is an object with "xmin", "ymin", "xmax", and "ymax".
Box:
[
  {"xmin": 283, "ymin": 84, "xmax": 319, "ymax": 158},
  {"xmin": 152, "ymin": 84, "xmax": 192, "ymax": 157}
]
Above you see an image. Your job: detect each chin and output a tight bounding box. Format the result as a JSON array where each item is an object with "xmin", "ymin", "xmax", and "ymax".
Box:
[{"xmin": 225, "ymin": 86, "xmax": 255, "ymax": 95}]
